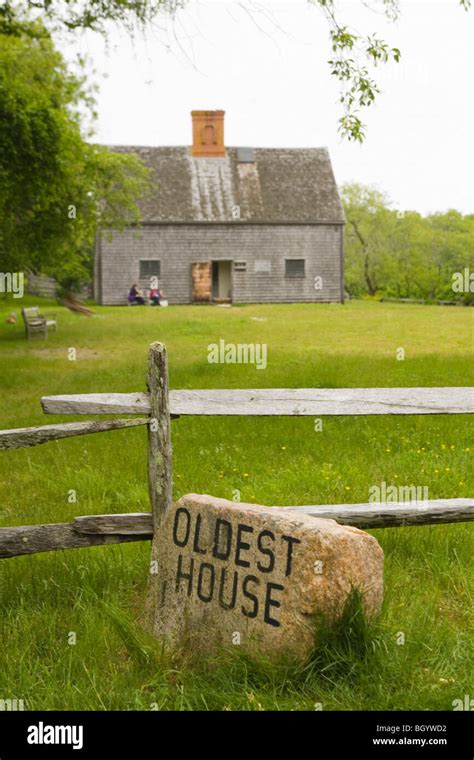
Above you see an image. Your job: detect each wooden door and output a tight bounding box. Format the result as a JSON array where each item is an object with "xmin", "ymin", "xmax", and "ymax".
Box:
[{"xmin": 191, "ymin": 262, "xmax": 212, "ymax": 302}]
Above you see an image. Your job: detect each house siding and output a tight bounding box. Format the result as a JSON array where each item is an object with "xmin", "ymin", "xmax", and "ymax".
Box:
[{"xmin": 98, "ymin": 223, "xmax": 343, "ymax": 305}]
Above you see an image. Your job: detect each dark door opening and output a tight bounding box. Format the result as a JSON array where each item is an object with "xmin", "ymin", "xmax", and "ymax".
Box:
[{"xmin": 211, "ymin": 260, "xmax": 232, "ymax": 303}]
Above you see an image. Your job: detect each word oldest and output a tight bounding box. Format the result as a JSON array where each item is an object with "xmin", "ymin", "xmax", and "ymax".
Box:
[{"xmin": 170, "ymin": 507, "xmax": 302, "ymax": 627}]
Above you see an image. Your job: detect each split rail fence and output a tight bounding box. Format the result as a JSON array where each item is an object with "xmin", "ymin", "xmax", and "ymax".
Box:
[{"xmin": 1, "ymin": 342, "xmax": 473, "ymax": 559}]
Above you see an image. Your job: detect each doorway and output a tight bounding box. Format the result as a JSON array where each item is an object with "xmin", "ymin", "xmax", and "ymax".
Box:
[{"xmin": 212, "ymin": 260, "xmax": 232, "ymax": 303}]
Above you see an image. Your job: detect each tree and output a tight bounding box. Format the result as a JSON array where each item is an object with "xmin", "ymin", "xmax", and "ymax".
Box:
[
  {"xmin": 342, "ymin": 183, "xmax": 474, "ymax": 303},
  {"xmin": 1, "ymin": 1, "xmax": 470, "ymax": 142},
  {"xmin": 0, "ymin": 13, "xmax": 150, "ymax": 288},
  {"xmin": 341, "ymin": 183, "xmax": 391, "ymax": 295},
  {"xmin": 426, "ymin": 211, "xmax": 474, "ymax": 302}
]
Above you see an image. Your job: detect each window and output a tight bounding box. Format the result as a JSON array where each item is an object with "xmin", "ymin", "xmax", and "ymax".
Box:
[
  {"xmin": 237, "ymin": 147, "xmax": 256, "ymax": 164},
  {"xmin": 139, "ymin": 260, "xmax": 161, "ymax": 278},
  {"xmin": 234, "ymin": 261, "xmax": 247, "ymax": 272},
  {"xmin": 255, "ymin": 260, "xmax": 271, "ymax": 274},
  {"xmin": 285, "ymin": 259, "xmax": 305, "ymax": 278}
]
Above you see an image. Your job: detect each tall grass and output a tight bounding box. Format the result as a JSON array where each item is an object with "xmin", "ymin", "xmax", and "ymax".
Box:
[{"xmin": 0, "ymin": 297, "xmax": 472, "ymax": 710}]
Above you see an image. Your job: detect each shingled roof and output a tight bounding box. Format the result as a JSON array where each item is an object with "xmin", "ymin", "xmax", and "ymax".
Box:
[{"xmin": 110, "ymin": 146, "xmax": 344, "ymax": 224}]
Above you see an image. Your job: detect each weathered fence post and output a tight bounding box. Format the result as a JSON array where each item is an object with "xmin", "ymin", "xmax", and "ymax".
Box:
[
  {"xmin": 145, "ymin": 343, "xmax": 173, "ymax": 626},
  {"xmin": 146, "ymin": 342, "xmax": 173, "ymax": 530}
]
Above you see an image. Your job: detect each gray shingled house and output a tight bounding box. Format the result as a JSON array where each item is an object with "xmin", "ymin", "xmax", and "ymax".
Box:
[{"xmin": 94, "ymin": 111, "xmax": 344, "ymax": 305}]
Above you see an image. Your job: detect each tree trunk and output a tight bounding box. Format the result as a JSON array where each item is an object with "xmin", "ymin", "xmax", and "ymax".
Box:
[{"xmin": 350, "ymin": 219, "xmax": 377, "ymax": 295}]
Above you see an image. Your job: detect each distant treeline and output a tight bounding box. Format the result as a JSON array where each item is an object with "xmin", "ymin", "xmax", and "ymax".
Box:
[{"xmin": 342, "ymin": 184, "xmax": 474, "ymax": 303}]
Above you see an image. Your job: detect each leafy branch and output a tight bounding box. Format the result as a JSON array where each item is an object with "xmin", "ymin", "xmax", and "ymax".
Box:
[
  {"xmin": 1, "ymin": 0, "xmax": 471, "ymax": 142},
  {"xmin": 312, "ymin": 0, "xmax": 468, "ymax": 142}
]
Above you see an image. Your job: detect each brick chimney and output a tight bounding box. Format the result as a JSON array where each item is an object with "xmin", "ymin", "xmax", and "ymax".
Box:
[{"xmin": 191, "ymin": 110, "xmax": 225, "ymax": 157}]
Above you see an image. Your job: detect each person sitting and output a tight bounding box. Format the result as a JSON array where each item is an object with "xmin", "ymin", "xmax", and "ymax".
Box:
[
  {"xmin": 149, "ymin": 287, "xmax": 161, "ymax": 306},
  {"xmin": 128, "ymin": 284, "xmax": 145, "ymax": 305}
]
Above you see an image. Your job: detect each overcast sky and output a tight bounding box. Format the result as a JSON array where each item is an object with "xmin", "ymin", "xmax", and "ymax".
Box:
[{"xmin": 61, "ymin": 0, "xmax": 473, "ymax": 215}]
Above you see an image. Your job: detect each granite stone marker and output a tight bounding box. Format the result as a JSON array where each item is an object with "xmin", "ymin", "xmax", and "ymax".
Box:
[{"xmin": 147, "ymin": 494, "xmax": 384, "ymax": 662}]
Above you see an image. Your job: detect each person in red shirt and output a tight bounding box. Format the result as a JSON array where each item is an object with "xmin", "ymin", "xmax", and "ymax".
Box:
[{"xmin": 149, "ymin": 287, "xmax": 161, "ymax": 306}]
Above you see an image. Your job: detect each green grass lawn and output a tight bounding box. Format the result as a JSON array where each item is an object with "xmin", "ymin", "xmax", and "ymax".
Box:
[{"xmin": 0, "ymin": 296, "xmax": 472, "ymax": 710}]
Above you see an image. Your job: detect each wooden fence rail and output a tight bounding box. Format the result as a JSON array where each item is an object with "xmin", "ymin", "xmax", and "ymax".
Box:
[
  {"xmin": 0, "ymin": 342, "xmax": 472, "ymax": 559},
  {"xmin": 41, "ymin": 387, "xmax": 474, "ymax": 417},
  {"xmin": 0, "ymin": 418, "xmax": 149, "ymax": 450},
  {"xmin": 1, "ymin": 499, "xmax": 473, "ymax": 559}
]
